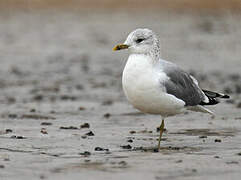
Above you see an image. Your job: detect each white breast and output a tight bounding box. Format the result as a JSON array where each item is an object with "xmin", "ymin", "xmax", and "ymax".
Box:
[{"xmin": 122, "ymin": 54, "xmax": 185, "ymax": 116}]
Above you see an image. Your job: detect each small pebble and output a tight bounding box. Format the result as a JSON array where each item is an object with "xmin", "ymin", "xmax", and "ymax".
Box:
[
  {"xmin": 85, "ymin": 131, "xmax": 94, "ymax": 136},
  {"xmin": 8, "ymin": 114, "xmax": 17, "ymax": 119},
  {"xmin": 199, "ymin": 135, "xmax": 207, "ymax": 138},
  {"xmin": 214, "ymin": 139, "xmax": 222, "ymax": 143},
  {"xmin": 103, "ymin": 113, "xmax": 111, "ymax": 118},
  {"xmin": 41, "ymin": 122, "xmax": 52, "ymax": 126},
  {"xmin": 192, "ymin": 169, "xmax": 197, "ymax": 173},
  {"xmin": 95, "ymin": 147, "xmax": 104, "ymax": 151},
  {"xmin": 79, "ymin": 151, "xmax": 91, "ymax": 156},
  {"xmin": 0, "ymin": 165, "xmax": 5, "ymax": 168},
  {"xmin": 118, "ymin": 161, "xmax": 127, "ymax": 166},
  {"xmin": 171, "ymin": 146, "xmax": 180, "ymax": 150},
  {"xmin": 60, "ymin": 95, "xmax": 77, "ymax": 101},
  {"xmin": 153, "ymin": 148, "xmax": 159, "ymax": 153},
  {"xmin": 40, "ymin": 128, "xmax": 48, "ymax": 134},
  {"xmin": 59, "ymin": 126, "xmax": 78, "ymax": 130},
  {"xmin": 21, "ymin": 114, "xmax": 55, "ymax": 120},
  {"xmin": 80, "ymin": 123, "xmax": 90, "ymax": 128},
  {"xmin": 30, "ymin": 109, "xmax": 36, "ymax": 112},
  {"xmin": 10, "ymin": 135, "xmax": 26, "ymax": 139},
  {"xmin": 79, "ymin": 106, "xmax": 86, "ymax": 111},
  {"xmin": 127, "ymin": 139, "xmax": 133, "ymax": 143},
  {"xmin": 102, "ymin": 100, "xmax": 113, "ymax": 106},
  {"xmin": 5, "ymin": 129, "xmax": 13, "ymax": 133},
  {"xmin": 120, "ymin": 144, "xmax": 132, "ymax": 149},
  {"xmin": 129, "ymin": 130, "xmax": 136, "ymax": 134},
  {"xmin": 3, "ymin": 157, "xmax": 10, "ymax": 161},
  {"xmin": 176, "ymin": 160, "xmax": 183, "ymax": 163},
  {"xmin": 94, "ymin": 147, "xmax": 109, "ymax": 151},
  {"xmin": 33, "ymin": 94, "xmax": 43, "ymax": 101}
]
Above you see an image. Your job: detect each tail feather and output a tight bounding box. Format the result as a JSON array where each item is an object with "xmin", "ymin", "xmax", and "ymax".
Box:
[
  {"xmin": 200, "ymin": 89, "xmax": 230, "ymax": 106},
  {"xmin": 187, "ymin": 105, "xmax": 214, "ymax": 115}
]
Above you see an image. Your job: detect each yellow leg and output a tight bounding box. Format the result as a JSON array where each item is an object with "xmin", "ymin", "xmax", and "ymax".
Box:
[{"xmin": 157, "ymin": 119, "xmax": 165, "ymax": 151}]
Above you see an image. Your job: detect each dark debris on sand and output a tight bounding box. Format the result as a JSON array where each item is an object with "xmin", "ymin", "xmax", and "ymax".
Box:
[
  {"xmin": 94, "ymin": 147, "xmax": 109, "ymax": 151},
  {"xmin": 85, "ymin": 131, "xmax": 95, "ymax": 136},
  {"xmin": 79, "ymin": 151, "xmax": 91, "ymax": 156},
  {"xmin": 80, "ymin": 123, "xmax": 90, "ymax": 129},
  {"xmin": 120, "ymin": 144, "xmax": 132, "ymax": 149},
  {"xmin": 59, "ymin": 126, "xmax": 79, "ymax": 130},
  {"xmin": 41, "ymin": 122, "xmax": 53, "ymax": 126}
]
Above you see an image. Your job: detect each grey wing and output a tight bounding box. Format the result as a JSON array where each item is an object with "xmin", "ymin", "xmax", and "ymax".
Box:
[{"xmin": 163, "ymin": 66, "xmax": 205, "ymax": 106}]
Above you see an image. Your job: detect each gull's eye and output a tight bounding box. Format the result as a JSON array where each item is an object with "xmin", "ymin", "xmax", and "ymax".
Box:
[{"xmin": 136, "ymin": 38, "xmax": 144, "ymax": 43}]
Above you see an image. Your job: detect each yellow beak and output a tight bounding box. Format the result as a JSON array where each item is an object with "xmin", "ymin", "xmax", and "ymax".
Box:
[{"xmin": 113, "ymin": 44, "xmax": 129, "ymax": 51}]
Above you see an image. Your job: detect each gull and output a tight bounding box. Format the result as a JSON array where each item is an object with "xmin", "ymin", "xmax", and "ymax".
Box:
[{"xmin": 113, "ymin": 28, "xmax": 229, "ymax": 151}]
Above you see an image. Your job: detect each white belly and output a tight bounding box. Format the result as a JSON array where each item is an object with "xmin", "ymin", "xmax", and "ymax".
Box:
[{"xmin": 122, "ymin": 54, "xmax": 185, "ymax": 116}]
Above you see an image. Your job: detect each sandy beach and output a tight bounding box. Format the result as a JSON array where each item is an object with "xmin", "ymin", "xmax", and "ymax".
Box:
[{"xmin": 0, "ymin": 7, "xmax": 241, "ymax": 180}]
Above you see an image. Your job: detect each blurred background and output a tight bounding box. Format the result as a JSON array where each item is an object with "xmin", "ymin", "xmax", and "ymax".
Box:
[
  {"xmin": 0, "ymin": 1, "xmax": 241, "ymax": 179},
  {"xmin": 0, "ymin": 0, "xmax": 240, "ymax": 104},
  {"xmin": 1, "ymin": 0, "xmax": 241, "ymax": 10}
]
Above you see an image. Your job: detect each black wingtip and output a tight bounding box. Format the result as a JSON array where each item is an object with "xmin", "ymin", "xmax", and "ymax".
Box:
[
  {"xmin": 221, "ymin": 94, "xmax": 230, "ymax": 99},
  {"xmin": 202, "ymin": 89, "xmax": 230, "ymax": 99},
  {"xmin": 201, "ymin": 89, "xmax": 230, "ymax": 106}
]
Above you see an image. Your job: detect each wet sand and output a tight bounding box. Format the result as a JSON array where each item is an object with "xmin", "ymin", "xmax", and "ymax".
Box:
[{"xmin": 0, "ymin": 10, "xmax": 241, "ymax": 180}]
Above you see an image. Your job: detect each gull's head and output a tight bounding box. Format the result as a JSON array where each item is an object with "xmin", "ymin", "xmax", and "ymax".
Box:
[{"xmin": 113, "ymin": 28, "xmax": 160, "ymax": 56}]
